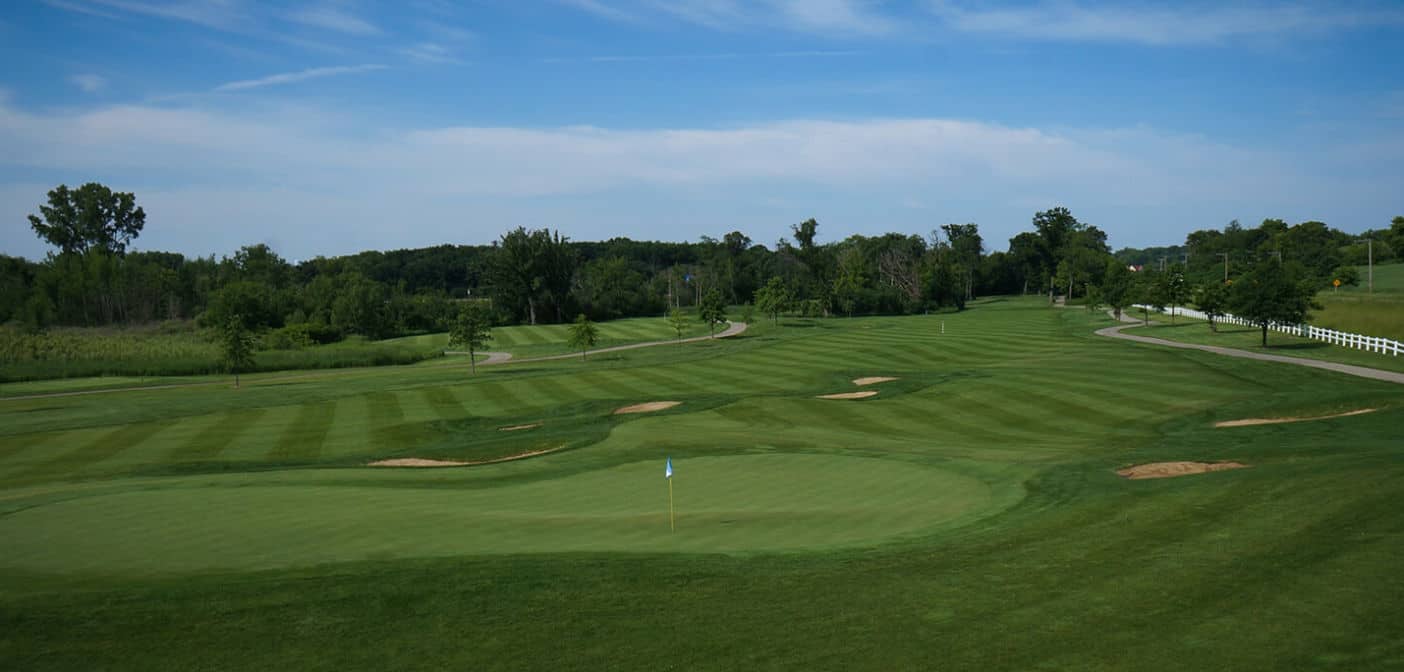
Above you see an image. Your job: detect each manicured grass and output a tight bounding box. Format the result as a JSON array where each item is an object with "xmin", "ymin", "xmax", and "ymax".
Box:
[
  {"xmin": 389, "ymin": 313, "xmax": 714, "ymax": 359},
  {"xmin": 2, "ymin": 298, "xmax": 1402, "ymax": 670}
]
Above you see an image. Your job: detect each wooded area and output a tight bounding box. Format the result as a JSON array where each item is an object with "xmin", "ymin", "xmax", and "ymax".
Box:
[{"xmin": 4, "ymin": 183, "xmax": 1401, "ymax": 347}]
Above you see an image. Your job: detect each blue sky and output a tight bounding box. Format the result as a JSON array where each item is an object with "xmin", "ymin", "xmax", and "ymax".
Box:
[{"xmin": 2, "ymin": 1, "xmax": 1402, "ymax": 261}]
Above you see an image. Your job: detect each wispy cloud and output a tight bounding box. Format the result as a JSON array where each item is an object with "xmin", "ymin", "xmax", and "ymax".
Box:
[
  {"xmin": 770, "ymin": 0, "xmax": 895, "ymax": 36},
  {"xmin": 400, "ymin": 43, "xmax": 465, "ymax": 65},
  {"xmin": 42, "ymin": 0, "xmax": 122, "ymax": 20},
  {"xmin": 645, "ymin": 0, "xmax": 748, "ymax": 30},
  {"xmin": 286, "ymin": 5, "xmax": 381, "ymax": 36},
  {"xmin": 85, "ymin": 0, "xmax": 249, "ymax": 31},
  {"xmin": 70, "ymin": 74, "xmax": 107, "ymax": 93},
  {"xmin": 213, "ymin": 64, "xmax": 386, "ymax": 92},
  {"xmin": 929, "ymin": 1, "xmax": 1404, "ymax": 46},
  {"xmin": 559, "ymin": 0, "xmax": 897, "ymax": 36},
  {"xmin": 541, "ymin": 50, "xmax": 860, "ymax": 64},
  {"xmin": 558, "ymin": 0, "xmax": 641, "ymax": 24}
]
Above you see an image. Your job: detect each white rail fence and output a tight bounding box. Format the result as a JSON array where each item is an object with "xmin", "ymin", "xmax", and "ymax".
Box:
[{"xmin": 1131, "ymin": 304, "xmax": 1403, "ymax": 357}]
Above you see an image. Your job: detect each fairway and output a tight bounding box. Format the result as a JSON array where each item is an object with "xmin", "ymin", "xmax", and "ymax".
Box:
[
  {"xmin": 388, "ymin": 314, "xmax": 712, "ymax": 359},
  {"xmin": 3, "ymin": 299, "xmax": 1403, "ymax": 671}
]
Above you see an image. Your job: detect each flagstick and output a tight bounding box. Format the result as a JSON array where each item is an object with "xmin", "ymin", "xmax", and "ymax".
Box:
[{"xmin": 668, "ymin": 478, "xmax": 675, "ymax": 532}]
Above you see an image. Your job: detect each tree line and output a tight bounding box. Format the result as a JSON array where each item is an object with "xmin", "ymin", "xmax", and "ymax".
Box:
[{"xmin": 5, "ymin": 183, "xmax": 1399, "ymax": 346}]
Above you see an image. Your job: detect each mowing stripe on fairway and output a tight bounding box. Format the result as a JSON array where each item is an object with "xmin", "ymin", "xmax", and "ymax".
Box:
[
  {"xmin": 269, "ymin": 401, "xmax": 336, "ymax": 462},
  {"xmin": 421, "ymin": 386, "xmax": 469, "ymax": 420},
  {"xmin": 462, "ymin": 380, "xmax": 532, "ymax": 417},
  {"xmin": 169, "ymin": 408, "xmax": 269, "ymax": 462},
  {"xmin": 18, "ymin": 421, "xmax": 172, "ymax": 482},
  {"xmin": 366, "ymin": 391, "xmax": 405, "ymax": 447}
]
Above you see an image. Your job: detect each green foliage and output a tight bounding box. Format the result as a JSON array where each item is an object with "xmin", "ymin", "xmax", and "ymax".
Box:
[
  {"xmin": 1331, "ymin": 265, "xmax": 1361, "ymax": 288},
  {"xmin": 1099, "ymin": 260, "xmax": 1134, "ymax": 319},
  {"xmin": 1152, "ymin": 267, "xmax": 1190, "ymax": 323},
  {"xmin": 489, "ymin": 227, "xmax": 577, "ymax": 325},
  {"xmin": 667, "ymin": 307, "xmax": 688, "ymax": 344},
  {"xmin": 566, "ymin": 313, "xmax": 599, "ymax": 360},
  {"xmin": 698, "ymin": 289, "xmax": 726, "ymax": 337},
  {"xmin": 0, "ymin": 324, "xmax": 442, "ymax": 383},
  {"xmin": 448, "ymin": 304, "xmax": 493, "ymax": 373},
  {"xmin": 203, "ymin": 280, "xmax": 284, "ymax": 331},
  {"xmin": 754, "ymin": 277, "xmax": 792, "ymax": 326},
  {"xmin": 27, "ymin": 183, "xmax": 146, "ymax": 256},
  {"xmin": 1192, "ymin": 281, "xmax": 1230, "ymax": 331},
  {"xmin": 218, "ymin": 315, "xmax": 256, "ymax": 387},
  {"xmin": 261, "ymin": 323, "xmax": 314, "ymax": 350},
  {"xmin": 1229, "ymin": 259, "xmax": 1320, "ymax": 346}
]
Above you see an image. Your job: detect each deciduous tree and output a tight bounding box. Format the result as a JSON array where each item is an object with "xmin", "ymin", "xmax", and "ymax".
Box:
[
  {"xmin": 667, "ymin": 306, "xmax": 688, "ymax": 346},
  {"xmin": 448, "ymin": 304, "xmax": 493, "ymax": 374},
  {"xmin": 219, "ymin": 314, "xmax": 256, "ymax": 388},
  {"xmin": 567, "ymin": 313, "xmax": 599, "ymax": 360},
  {"xmin": 1193, "ymin": 281, "xmax": 1229, "ymax": 332},
  {"xmin": 27, "ymin": 183, "xmax": 146, "ymax": 256},
  {"xmin": 754, "ymin": 277, "xmax": 792, "ymax": 326},
  {"xmin": 698, "ymin": 289, "xmax": 726, "ymax": 338},
  {"xmin": 1229, "ymin": 259, "xmax": 1318, "ymax": 346}
]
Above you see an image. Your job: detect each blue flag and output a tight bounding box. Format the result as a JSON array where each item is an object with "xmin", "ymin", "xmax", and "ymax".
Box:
[{"xmin": 665, "ymin": 457, "xmax": 673, "ymax": 479}]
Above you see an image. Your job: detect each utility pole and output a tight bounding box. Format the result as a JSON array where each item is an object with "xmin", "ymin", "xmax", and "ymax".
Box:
[
  {"xmin": 1368, "ymin": 238, "xmax": 1374, "ymax": 293},
  {"xmin": 1217, "ymin": 253, "xmax": 1229, "ymax": 281}
]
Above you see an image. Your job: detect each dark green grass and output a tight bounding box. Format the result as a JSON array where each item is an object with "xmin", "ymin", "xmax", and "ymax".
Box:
[{"xmin": 2, "ymin": 298, "xmax": 1403, "ymax": 670}]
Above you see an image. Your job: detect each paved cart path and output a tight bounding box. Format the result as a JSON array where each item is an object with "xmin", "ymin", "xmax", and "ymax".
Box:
[{"xmin": 1096, "ymin": 312, "xmax": 1404, "ymax": 385}]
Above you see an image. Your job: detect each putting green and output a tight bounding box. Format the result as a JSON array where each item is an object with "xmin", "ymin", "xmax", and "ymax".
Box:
[{"xmin": 0, "ymin": 453, "xmax": 1010, "ymax": 574}]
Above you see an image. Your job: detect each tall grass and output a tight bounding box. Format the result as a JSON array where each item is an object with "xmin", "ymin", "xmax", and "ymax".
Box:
[
  {"xmin": 1311, "ymin": 293, "xmax": 1404, "ymax": 341},
  {"xmin": 0, "ymin": 325, "xmax": 443, "ymax": 383}
]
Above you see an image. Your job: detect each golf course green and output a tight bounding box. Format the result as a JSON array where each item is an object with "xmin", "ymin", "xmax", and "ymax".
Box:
[{"xmin": 2, "ymin": 298, "xmax": 1402, "ymax": 670}]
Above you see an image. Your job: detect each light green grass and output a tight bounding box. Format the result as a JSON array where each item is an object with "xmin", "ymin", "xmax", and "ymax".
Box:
[{"xmin": 2, "ymin": 298, "xmax": 1403, "ymax": 671}]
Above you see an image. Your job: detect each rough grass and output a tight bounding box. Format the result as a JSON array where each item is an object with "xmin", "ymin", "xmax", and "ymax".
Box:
[
  {"xmin": 1295, "ymin": 262, "xmax": 1404, "ymax": 341},
  {"xmin": 1131, "ymin": 310, "xmax": 1404, "ymax": 373},
  {"xmin": 0, "ymin": 326, "xmax": 444, "ymax": 383},
  {"xmin": 1311, "ymin": 293, "xmax": 1404, "ymax": 342},
  {"xmin": 2, "ymin": 298, "xmax": 1402, "ymax": 670}
]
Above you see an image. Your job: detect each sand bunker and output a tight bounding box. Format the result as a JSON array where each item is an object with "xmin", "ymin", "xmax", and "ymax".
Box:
[
  {"xmin": 852, "ymin": 377, "xmax": 898, "ymax": 386},
  {"xmin": 498, "ymin": 423, "xmax": 542, "ymax": 432},
  {"xmin": 1215, "ymin": 408, "xmax": 1377, "ymax": 428},
  {"xmin": 1116, "ymin": 461, "xmax": 1249, "ymax": 480},
  {"xmin": 368, "ymin": 458, "xmax": 469, "ymax": 468},
  {"xmin": 368, "ymin": 446, "xmax": 562, "ymax": 468},
  {"xmin": 614, "ymin": 401, "xmax": 681, "ymax": 415},
  {"xmin": 817, "ymin": 391, "xmax": 879, "ymax": 400}
]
